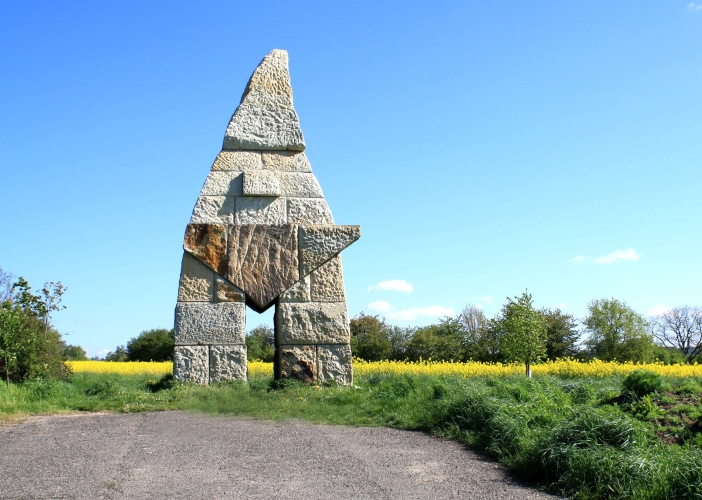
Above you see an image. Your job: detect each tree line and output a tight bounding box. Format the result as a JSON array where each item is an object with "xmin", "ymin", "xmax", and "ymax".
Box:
[{"xmin": 349, "ymin": 292, "xmax": 702, "ymax": 373}]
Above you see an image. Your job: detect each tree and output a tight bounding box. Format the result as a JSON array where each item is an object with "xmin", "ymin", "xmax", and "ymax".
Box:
[
  {"xmin": 246, "ymin": 324, "xmax": 275, "ymax": 362},
  {"xmin": 541, "ymin": 308, "xmax": 580, "ymax": 360},
  {"xmin": 0, "ymin": 273, "xmax": 70, "ymax": 383},
  {"xmin": 650, "ymin": 306, "xmax": 702, "ymax": 363},
  {"xmin": 405, "ymin": 317, "xmax": 465, "ymax": 362},
  {"xmin": 105, "ymin": 346, "xmax": 129, "ymax": 362},
  {"xmin": 500, "ymin": 292, "xmax": 547, "ymax": 377},
  {"xmin": 460, "ymin": 304, "xmax": 502, "ymax": 362},
  {"xmin": 350, "ymin": 313, "xmax": 392, "ymax": 361},
  {"xmin": 126, "ymin": 328, "xmax": 175, "ymax": 362},
  {"xmin": 584, "ymin": 298, "xmax": 653, "ymax": 362},
  {"xmin": 61, "ymin": 342, "xmax": 88, "ymax": 361}
]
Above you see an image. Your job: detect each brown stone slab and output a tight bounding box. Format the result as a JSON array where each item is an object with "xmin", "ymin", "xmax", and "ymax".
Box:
[
  {"xmin": 227, "ymin": 224, "xmax": 299, "ymax": 309},
  {"xmin": 183, "ymin": 224, "xmax": 228, "ymax": 277}
]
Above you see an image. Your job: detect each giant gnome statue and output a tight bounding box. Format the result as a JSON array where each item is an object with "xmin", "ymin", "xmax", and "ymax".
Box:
[{"xmin": 173, "ymin": 50, "xmax": 360, "ymax": 386}]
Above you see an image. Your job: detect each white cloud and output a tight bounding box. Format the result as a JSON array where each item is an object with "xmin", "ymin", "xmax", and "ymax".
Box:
[
  {"xmin": 368, "ymin": 279, "xmax": 414, "ymax": 294},
  {"xmin": 593, "ymin": 248, "xmax": 641, "ymax": 264},
  {"xmin": 688, "ymin": 2, "xmax": 702, "ymax": 10},
  {"xmin": 648, "ymin": 304, "xmax": 671, "ymax": 316},
  {"xmin": 558, "ymin": 302, "xmax": 568, "ymax": 310},
  {"xmin": 478, "ymin": 295, "xmax": 494, "ymax": 304},
  {"xmin": 387, "ymin": 305, "xmax": 455, "ymax": 321},
  {"xmin": 572, "ymin": 248, "xmax": 641, "ymax": 265},
  {"xmin": 368, "ymin": 300, "xmax": 393, "ymax": 312}
]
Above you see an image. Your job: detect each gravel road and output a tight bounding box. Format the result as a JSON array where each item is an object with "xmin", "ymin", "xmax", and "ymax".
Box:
[{"xmin": 0, "ymin": 411, "xmax": 557, "ymax": 499}]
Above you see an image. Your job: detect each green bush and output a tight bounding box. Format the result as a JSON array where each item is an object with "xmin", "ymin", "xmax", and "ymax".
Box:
[
  {"xmin": 126, "ymin": 329, "xmax": 174, "ymax": 362},
  {"xmin": 623, "ymin": 369, "xmax": 663, "ymax": 397},
  {"xmin": 246, "ymin": 324, "xmax": 274, "ymax": 362}
]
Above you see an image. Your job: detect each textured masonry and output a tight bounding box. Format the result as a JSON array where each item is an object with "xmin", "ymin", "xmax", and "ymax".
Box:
[{"xmin": 173, "ymin": 49, "xmax": 360, "ymax": 385}]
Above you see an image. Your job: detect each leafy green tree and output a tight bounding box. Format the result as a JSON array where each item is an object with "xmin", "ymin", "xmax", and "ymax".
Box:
[
  {"xmin": 405, "ymin": 317, "xmax": 465, "ymax": 362},
  {"xmin": 350, "ymin": 313, "xmax": 392, "ymax": 361},
  {"xmin": 61, "ymin": 342, "xmax": 88, "ymax": 361},
  {"xmin": 246, "ymin": 324, "xmax": 275, "ymax": 362},
  {"xmin": 126, "ymin": 328, "xmax": 175, "ymax": 362},
  {"xmin": 105, "ymin": 346, "xmax": 129, "ymax": 362},
  {"xmin": 460, "ymin": 304, "xmax": 503, "ymax": 362},
  {"xmin": 500, "ymin": 292, "xmax": 547, "ymax": 377},
  {"xmin": 541, "ymin": 308, "xmax": 580, "ymax": 360},
  {"xmin": 584, "ymin": 298, "xmax": 653, "ymax": 362},
  {"xmin": 0, "ymin": 273, "xmax": 70, "ymax": 383}
]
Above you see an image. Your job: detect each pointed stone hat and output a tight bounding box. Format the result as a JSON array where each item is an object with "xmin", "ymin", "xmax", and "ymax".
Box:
[{"xmin": 223, "ymin": 49, "xmax": 306, "ymax": 151}]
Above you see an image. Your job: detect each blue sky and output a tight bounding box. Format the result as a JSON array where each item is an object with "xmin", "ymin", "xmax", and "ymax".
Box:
[{"xmin": 1, "ymin": 1, "xmax": 701, "ymax": 356}]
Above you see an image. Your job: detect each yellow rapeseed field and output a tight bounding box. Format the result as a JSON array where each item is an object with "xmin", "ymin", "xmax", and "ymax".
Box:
[{"xmin": 69, "ymin": 359, "xmax": 702, "ymax": 378}]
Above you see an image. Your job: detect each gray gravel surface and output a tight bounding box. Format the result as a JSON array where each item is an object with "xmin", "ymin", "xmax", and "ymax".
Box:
[{"xmin": 0, "ymin": 411, "xmax": 557, "ymax": 499}]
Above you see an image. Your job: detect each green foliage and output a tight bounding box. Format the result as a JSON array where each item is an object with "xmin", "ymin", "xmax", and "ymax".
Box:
[
  {"xmin": 350, "ymin": 313, "xmax": 415, "ymax": 361},
  {"xmin": 404, "ymin": 317, "xmax": 465, "ymax": 362},
  {"xmin": 104, "ymin": 346, "xmax": 128, "ymax": 362},
  {"xmin": 623, "ymin": 369, "xmax": 663, "ymax": 397},
  {"xmin": 541, "ymin": 308, "xmax": 579, "ymax": 360},
  {"xmin": 126, "ymin": 328, "xmax": 174, "ymax": 362},
  {"xmin": 500, "ymin": 292, "xmax": 547, "ymax": 376},
  {"xmin": 60, "ymin": 342, "xmax": 88, "ymax": 361},
  {"xmin": 584, "ymin": 298, "xmax": 654, "ymax": 362},
  {"xmin": 652, "ymin": 345, "xmax": 686, "ymax": 365},
  {"xmin": 460, "ymin": 305, "xmax": 503, "ymax": 362},
  {"xmin": 246, "ymin": 324, "xmax": 274, "ymax": 362},
  {"xmin": 0, "ymin": 270, "xmax": 70, "ymax": 383}
]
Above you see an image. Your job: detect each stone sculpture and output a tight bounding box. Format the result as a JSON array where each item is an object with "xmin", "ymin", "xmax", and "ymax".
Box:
[{"xmin": 173, "ymin": 49, "xmax": 360, "ymax": 386}]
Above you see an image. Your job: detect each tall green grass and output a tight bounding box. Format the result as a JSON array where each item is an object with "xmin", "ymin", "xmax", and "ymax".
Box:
[{"xmin": 1, "ymin": 373, "xmax": 701, "ymax": 499}]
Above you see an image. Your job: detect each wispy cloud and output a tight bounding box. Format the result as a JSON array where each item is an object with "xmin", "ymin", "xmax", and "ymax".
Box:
[
  {"xmin": 558, "ymin": 302, "xmax": 568, "ymax": 310},
  {"xmin": 368, "ymin": 279, "xmax": 413, "ymax": 294},
  {"xmin": 688, "ymin": 2, "xmax": 702, "ymax": 10},
  {"xmin": 368, "ymin": 300, "xmax": 393, "ymax": 312},
  {"xmin": 648, "ymin": 304, "xmax": 671, "ymax": 316},
  {"xmin": 570, "ymin": 248, "xmax": 641, "ymax": 265},
  {"xmin": 478, "ymin": 295, "xmax": 494, "ymax": 304},
  {"xmin": 593, "ymin": 248, "xmax": 641, "ymax": 264},
  {"xmin": 387, "ymin": 305, "xmax": 455, "ymax": 321}
]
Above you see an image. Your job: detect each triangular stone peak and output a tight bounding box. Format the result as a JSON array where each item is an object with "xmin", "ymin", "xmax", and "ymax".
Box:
[
  {"xmin": 175, "ymin": 50, "xmax": 359, "ymax": 388},
  {"xmin": 223, "ymin": 49, "xmax": 305, "ymax": 151}
]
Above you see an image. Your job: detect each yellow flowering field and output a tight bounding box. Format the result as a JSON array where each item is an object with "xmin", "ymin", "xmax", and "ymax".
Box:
[
  {"xmin": 69, "ymin": 359, "xmax": 702, "ymax": 378},
  {"xmin": 68, "ymin": 361, "xmax": 172, "ymax": 376}
]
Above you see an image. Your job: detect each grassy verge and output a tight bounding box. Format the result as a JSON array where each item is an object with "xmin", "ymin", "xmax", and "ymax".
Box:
[{"xmin": 1, "ymin": 372, "xmax": 701, "ymax": 499}]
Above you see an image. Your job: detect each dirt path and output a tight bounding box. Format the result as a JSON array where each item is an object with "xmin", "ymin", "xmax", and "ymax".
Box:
[{"xmin": 0, "ymin": 411, "xmax": 557, "ymax": 499}]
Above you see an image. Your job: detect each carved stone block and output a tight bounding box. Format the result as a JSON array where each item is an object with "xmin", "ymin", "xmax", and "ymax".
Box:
[
  {"xmin": 234, "ymin": 196, "xmax": 286, "ymax": 225},
  {"xmin": 215, "ymin": 277, "xmax": 245, "ymax": 303},
  {"xmin": 317, "ymin": 345, "xmax": 353, "ymax": 386},
  {"xmin": 276, "ymin": 302, "xmax": 350, "ymax": 345},
  {"xmin": 310, "ymin": 255, "xmax": 345, "ymax": 302},
  {"xmin": 210, "ymin": 151, "xmax": 262, "ymax": 171},
  {"xmin": 190, "ymin": 196, "xmax": 235, "ymax": 224},
  {"xmin": 209, "ymin": 345, "xmax": 247, "ymax": 382},
  {"xmin": 178, "ymin": 252, "xmax": 214, "ymax": 302},
  {"xmin": 287, "ymin": 198, "xmax": 333, "ymax": 225},
  {"xmin": 299, "ymin": 225, "xmax": 360, "ymax": 276},
  {"xmin": 200, "ymin": 171, "xmax": 243, "ymax": 196},
  {"xmin": 277, "ymin": 345, "xmax": 316, "ymax": 382},
  {"xmin": 278, "ymin": 275, "xmax": 311, "ymax": 303},
  {"xmin": 174, "ymin": 302, "xmax": 246, "ymax": 345},
  {"xmin": 262, "ymin": 151, "xmax": 312, "ymax": 172},
  {"xmin": 242, "ymin": 170, "xmax": 281, "ymax": 197},
  {"xmin": 227, "ymin": 224, "xmax": 299, "ymax": 309},
  {"xmin": 183, "ymin": 223, "xmax": 228, "ymax": 277},
  {"xmin": 174, "ymin": 345, "xmax": 209, "ymax": 384},
  {"xmin": 281, "ymin": 173, "xmax": 323, "ymax": 198}
]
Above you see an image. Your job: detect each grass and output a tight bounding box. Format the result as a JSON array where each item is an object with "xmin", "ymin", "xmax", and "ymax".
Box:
[{"xmin": 2, "ymin": 371, "xmax": 702, "ymax": 499}]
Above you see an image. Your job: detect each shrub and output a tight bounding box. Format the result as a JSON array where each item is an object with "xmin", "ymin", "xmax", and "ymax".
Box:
[
  {"xmin": 623, "ymin": 369, "xmax": 663, "ymax": 397},
  {"xmin": 126, "ymin": 329, "xmax": 174, "ymax": 362},
  {"xmin": 246, "ymin": 325, "xmax": 274, "ymax": 362}
]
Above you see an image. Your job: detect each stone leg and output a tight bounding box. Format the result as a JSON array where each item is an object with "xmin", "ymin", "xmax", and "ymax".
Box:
[
  {"xmin": 174, "ymin": 251, "xmax": 248, "ymax": 384},
  {"xmin": 210, "ymin": 345, "xmax": 247, "ymax": 382},
  {"xmin": 273, "ymin": 255, "xmax": 353, "ymax": 385},
  {"xmin": 174, "ymin": 346, "xmax": 209, "ymax": 384}
]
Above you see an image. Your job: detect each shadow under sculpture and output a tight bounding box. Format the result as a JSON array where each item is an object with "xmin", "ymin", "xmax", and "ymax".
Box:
[{"xmin": 172, "ymin": 49, "xmax": 360, "ymax": 386}]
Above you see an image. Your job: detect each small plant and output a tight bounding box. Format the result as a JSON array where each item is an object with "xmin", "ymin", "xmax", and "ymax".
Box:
[
  {"xmin": 677, "ymin": 379, "xmax": 702, "ymax": 395},
  {"xmin": 623, "ymin": 369, "xmax": 663, "ymax": 397}
]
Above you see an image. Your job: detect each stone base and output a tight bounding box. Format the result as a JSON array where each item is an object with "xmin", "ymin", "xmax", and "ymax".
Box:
[
  {"xmin": 274, "ymin": 344, "xmax": 352, "ymax": 386},
  {"xmin": 173, "ymin": 345, "xmax": 247, "ymax": 384}
]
